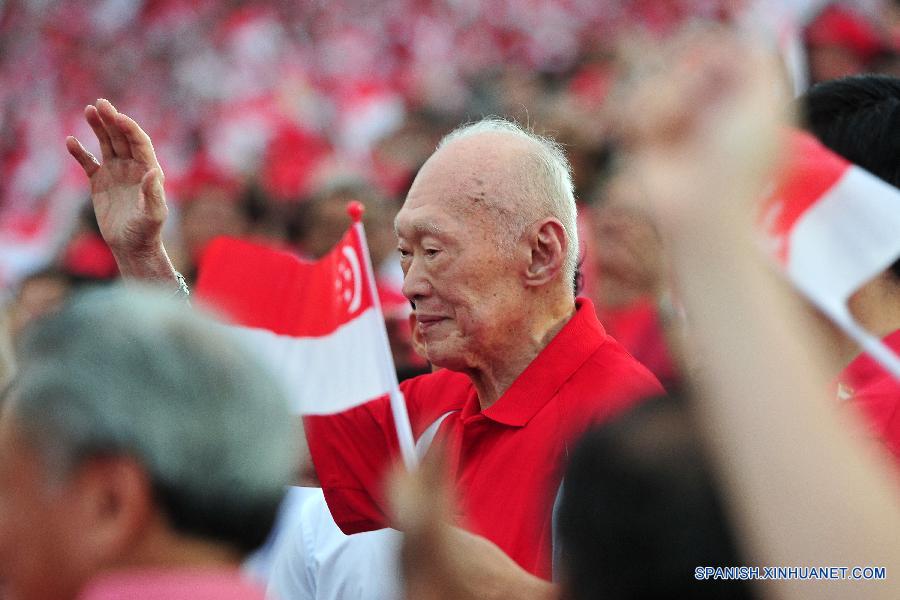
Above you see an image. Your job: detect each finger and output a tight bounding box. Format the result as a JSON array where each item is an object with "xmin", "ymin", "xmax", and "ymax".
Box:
[
  {"xmin": 66, "ymin": 136, "xmax": 101, "ymax": 178},
  {"xmin": 96, "ymin": 98, "xmax": 133, "ymax": 159},
  {"xmin": 84, "ymin": 105, "xmax": 114, "ymax": 161},
  {"xmin": 116, "ymin": 113, "xmax": 161, "ymax": 170},
  {"xmin": 389, "ymin": 442, "xmax": 449, "ymax": 533},
  {"xmin": 141, "ymin": 168, "xmax": 168, "ymax": 220}
]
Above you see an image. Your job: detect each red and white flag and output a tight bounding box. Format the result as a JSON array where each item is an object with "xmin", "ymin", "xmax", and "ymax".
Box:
[
  {"xmin": 195, "ymin": 203, "xmax": 417, "ymax": 467},
  {"xmin": 759, "ymin": 130, "xmax": 900, "ymax": 379}
]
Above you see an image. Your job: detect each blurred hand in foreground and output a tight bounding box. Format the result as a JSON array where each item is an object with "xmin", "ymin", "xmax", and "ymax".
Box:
[
  {"xmin": 389, "ymin": 449, "xmax": 557, "ymax": 600},
  {"xmin": 613, "ymin": 28, "xmax": 789, "ymax": 233},
  {"xmin": 592, "ymin": 173, "xmax": 666, "ymax": 307},
  {"xmin": 609, "ymin": 28, "xmax": 900, "ymax": 600}
]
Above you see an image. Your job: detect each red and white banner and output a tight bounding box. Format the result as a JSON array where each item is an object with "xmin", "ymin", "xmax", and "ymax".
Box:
[
  {"xmin": 759, "ymin": 130, "xmax": 900, "ymax": 379},
  {"xmin": 196, "ymin": 206, "xmax": 417, "ymax": 466}
]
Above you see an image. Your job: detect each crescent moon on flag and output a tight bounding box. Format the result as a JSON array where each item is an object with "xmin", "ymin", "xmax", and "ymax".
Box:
[{"xmin": 342, "ymin": 245, "xmax": 362, "ymax": 313}]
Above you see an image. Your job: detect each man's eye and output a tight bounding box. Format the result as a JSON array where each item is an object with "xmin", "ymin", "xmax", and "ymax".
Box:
[
  {"xmin": 425, "ymin": 248, "xmax": 439, "ymax": 257},
  {"xmin": 398, "ymin": 248, "xmax": 411, "ymax": 259}
]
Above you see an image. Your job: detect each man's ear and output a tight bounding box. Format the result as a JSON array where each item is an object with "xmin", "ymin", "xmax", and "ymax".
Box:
[
  {"xmin": 524, "ymin": 218, "xmax": 567, "ymax": 287},
  {"xmin": 70, "ymin": 456, "xmax": 156, "ymax": 565}
]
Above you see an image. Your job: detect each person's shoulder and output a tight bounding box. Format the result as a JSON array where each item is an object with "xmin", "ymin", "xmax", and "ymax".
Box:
[
  {"xmin": 589, "ymin": 333, "xmax": 662, "ymax": 382},
  {"xmin": 563, "ymin": 334, "xmax": 664, "ymax": 419}
]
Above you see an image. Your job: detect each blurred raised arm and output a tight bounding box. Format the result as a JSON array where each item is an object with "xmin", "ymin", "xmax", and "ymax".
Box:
[{"xmin": 617, "ymin": 29, "xmax": 900, "ymax": 599}]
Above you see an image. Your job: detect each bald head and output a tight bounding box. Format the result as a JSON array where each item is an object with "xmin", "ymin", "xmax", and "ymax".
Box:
[
  {"xmin": 426, "ymin": 119, "xmax": 579, "ymax": 290},
  {"xmin": 395, "ymin": 118, "xmax": 579, "ymax": 381}
]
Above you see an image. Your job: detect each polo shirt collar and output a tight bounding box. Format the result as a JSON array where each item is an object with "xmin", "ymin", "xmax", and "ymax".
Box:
[{"xmin": 463, "ymin": 298, "xmax": 607, "ymax": 427}]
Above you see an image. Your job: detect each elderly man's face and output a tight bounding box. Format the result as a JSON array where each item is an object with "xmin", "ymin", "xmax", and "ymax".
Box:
[
  {"xmin": 395, "ymin": 135, "xmax": 527, "ymax": 371},
  {"xmin": 0, "ymin": 407, "xmax": 87, "ymax": 600}
]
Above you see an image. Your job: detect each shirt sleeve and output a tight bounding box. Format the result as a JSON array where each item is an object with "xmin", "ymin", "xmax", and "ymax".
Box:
[
  {"xmin": 303, "ymin": 393, "xmax": 401, "ymax": 534},
  {"xmin": 304, "ymin": 371, "xmax": 469, "ymax": 534}
]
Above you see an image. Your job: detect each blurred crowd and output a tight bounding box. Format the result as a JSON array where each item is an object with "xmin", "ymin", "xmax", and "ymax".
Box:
[{"xmin": 7, "ymin": 0, "xmax": 900, "ymax": 382}]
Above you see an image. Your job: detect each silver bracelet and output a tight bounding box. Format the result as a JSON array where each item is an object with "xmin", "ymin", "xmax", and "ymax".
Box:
[{"xmin": 172, "ymin": 270, "xmax": 191, "ymax": 302}]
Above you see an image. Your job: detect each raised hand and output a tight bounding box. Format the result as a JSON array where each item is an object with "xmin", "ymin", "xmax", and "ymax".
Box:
[
  {"xmin": 613, "ymin": 29, "xmax": 789, "ymax": 233},
  {"xmin": 389, "ymin": 448, "xmax": 557, "ymax": 600},
  {"xmin": 67, "ymin": 99, "xmax": 178, "ymax": 284}
]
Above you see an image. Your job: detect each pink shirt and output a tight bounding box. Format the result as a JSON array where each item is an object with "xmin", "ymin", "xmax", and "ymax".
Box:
[{"xmin": 77, "ymin": 570, "xmax": 265, "ymax": 600}]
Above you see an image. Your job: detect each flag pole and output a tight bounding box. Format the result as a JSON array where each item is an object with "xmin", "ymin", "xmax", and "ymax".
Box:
[
  {"xmin": 347, "ymin": 202, "xmax": 419, "ymax": 470},
  {"xmin": 826, "ymin": 304, "xmax": 900, "ymax": 382}
]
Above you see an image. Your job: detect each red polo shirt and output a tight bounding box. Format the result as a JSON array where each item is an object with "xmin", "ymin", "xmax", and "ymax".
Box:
[
  {"xmin": 305, "ymin": 298, "xmax": 662, "ymax": 578},
  {"xmin": 838, "ymin": 329, "xmax": 900, "ymax": 463}
]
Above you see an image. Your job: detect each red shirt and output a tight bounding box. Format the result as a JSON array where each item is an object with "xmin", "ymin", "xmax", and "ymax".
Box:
[
  {"xmin": 597, "ymin": 299, "xmax": 678, "ymax": 388},
  {"xmin": 305, "ymin": 298, "xmax": 662, "ymax": 578},
  {"xmin": 838, "ymin": 329, "xmax": 900, "ymax": 462}
]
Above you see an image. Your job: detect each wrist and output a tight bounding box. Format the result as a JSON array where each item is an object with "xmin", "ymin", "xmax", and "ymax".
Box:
[
  {"xmin": 110, "ymin": 239, "xmax": 178, "ymax": 285},
  {"xmin": 109, "ymin": 233, "xmax": 165, "ymax": 260}
]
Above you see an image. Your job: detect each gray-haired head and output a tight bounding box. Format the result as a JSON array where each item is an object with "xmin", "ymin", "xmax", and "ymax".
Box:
[
  {"xmin": 6, "ymin": 285, "xmax": 296, "ymax": 555},
  {"xmin": 437, "ymin": 118, "xmax": 579, "ymax": 290}
]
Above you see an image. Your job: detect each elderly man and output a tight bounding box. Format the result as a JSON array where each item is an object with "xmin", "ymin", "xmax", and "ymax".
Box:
[
  {"xmin": 67, "ymin": 102, "xmax": 661, "ymax": 579},
  {"xmin": 0, "ymin": 287, "xmax": 296, "ymax": 600}
]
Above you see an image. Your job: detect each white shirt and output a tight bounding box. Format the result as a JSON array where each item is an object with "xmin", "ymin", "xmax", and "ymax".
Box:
[{"xmin": 265, "ymin": 489, "xmax": 401, "ymax": 600}]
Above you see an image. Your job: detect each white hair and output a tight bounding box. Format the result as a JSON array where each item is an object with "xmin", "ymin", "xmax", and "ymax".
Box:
[{"xmin": 437, "ymin": 118, "xmax": 579, "ymax": 290}]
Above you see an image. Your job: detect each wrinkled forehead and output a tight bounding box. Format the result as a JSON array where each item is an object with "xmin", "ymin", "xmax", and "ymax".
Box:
[
  {"xmin": 394, "ymin": 179, "xmax": 500, "ymax": 242},
  {"xmin": 395, "ymin": 133, "xmax": 529, "ymax": 236}
]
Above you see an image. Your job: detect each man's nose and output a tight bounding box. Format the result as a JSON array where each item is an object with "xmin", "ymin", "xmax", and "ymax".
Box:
[{"xmin": 402, "ymin": 256, "xmax": 431, "ymax": 301}]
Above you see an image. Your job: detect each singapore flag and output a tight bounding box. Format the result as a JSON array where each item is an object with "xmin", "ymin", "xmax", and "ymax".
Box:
[
  {"xmin": 195, "ymin": 202, "xmax": 417, "ymax": 467},
  {"xmin": 758, "ymin": 130, "xmax": 900, "ymax": 379}
]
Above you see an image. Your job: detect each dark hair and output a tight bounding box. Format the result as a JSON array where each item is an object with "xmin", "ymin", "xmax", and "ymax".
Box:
[
  {"xmin": 557, "ymin": 395, "xmax": 755, "ymax": 600},
  {"xmin": 798, "ymin": 74, "xmax": 900, "ymax": 278}
]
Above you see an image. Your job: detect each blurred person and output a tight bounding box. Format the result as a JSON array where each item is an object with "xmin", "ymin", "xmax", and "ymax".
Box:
[
  {"xmin": 0, "ymin": 286, "xmax": 297, "ymax": 600},
  {"xmin": 287, "ymin": 174, "xmax": 428, "ymax": 378},
  {"xmin": 58, "ymin": 203, "xmax": 119, "ymax": 285},
  {"xmin": 289, "ymin": 175, "xmax": 397, "ymax": 266},
  {"xmin": 6, "ymin": 266, "xmax": 72, "ymax": 343},
  {"xmin": 588, "ymin": 168, "xmax": 679, "ymax": 388},
  {"xmin": 178, "ymin": 184, "xmax": 251, "ymax": 284},
  {"xmin": 173, "ymin": 170, "xmax": 297, "ymax": 285},
  {"xmin": 390, "ymin": 395, "xmax": 754, "ymax": 600},
  {"xmin": 882, "ymin": 0, "xmax": 900, "ymax": 41},
  {"xmin": 371, "ymin": 110, "xmax": 452, "ymax": 198},
  {"xmin": 66, "ymin": 99, "xmax": 662, "ymax": 580},
  {"xmin": 619, "ymin": 27, "xmax": 900, "ymax": 598},
  {"xmin": 798, "ymin": 74, "xmax": 900, "ymax": 462},
  {"xmin": 557, "ymin": 396, "xmax": 753, "ymax": 600},
  {"xmin": 239, "ymin": 182, "xmax": 292, "ymax": 248},
  {"xmin": 805, "ymin": 3, "xmax": 888, "ymax": 84}
]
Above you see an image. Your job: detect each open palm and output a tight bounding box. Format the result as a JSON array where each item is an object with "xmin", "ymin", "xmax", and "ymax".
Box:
[{"xmin": 66, "ymin": 99, "xmax": 167, "ymax": 255}]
